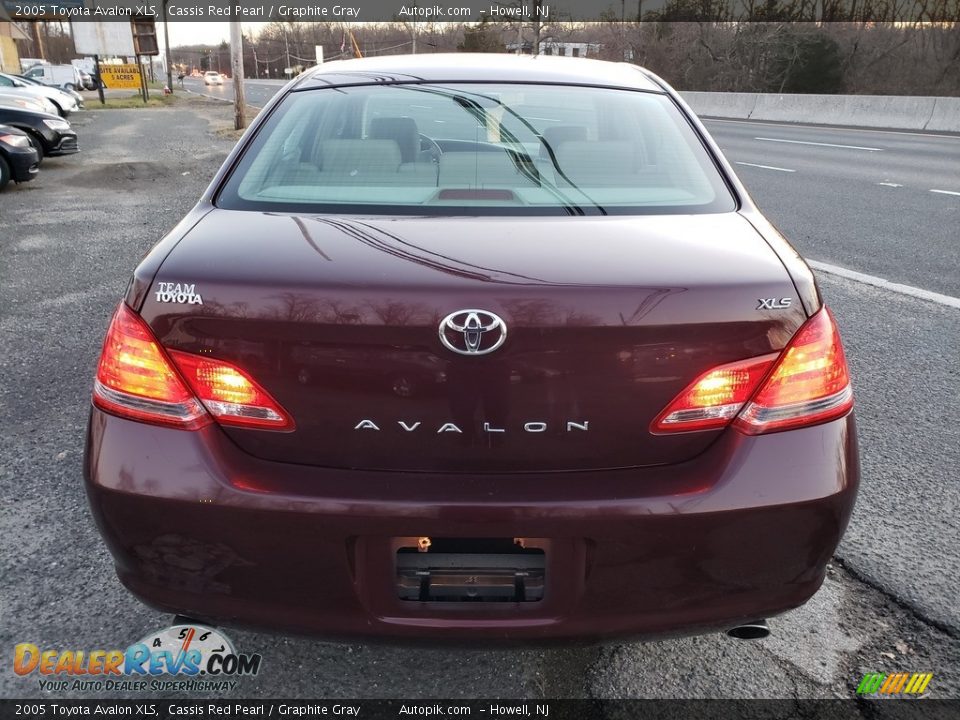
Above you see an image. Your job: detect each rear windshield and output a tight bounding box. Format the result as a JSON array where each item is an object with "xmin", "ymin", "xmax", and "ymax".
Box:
[{"xmin": 217, "ymin": 82, "xmax": 736, "ymax": 216}]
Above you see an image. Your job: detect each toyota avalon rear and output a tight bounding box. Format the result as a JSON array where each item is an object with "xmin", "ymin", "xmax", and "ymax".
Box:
[{"xmin": 83, "ymin": 55, "xmax": 857, "ymax": 643}]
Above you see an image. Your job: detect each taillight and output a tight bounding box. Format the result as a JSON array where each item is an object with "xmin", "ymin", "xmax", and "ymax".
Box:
[
  {"xmin": 168, "ymin": 351, "xmax": 294, "ymax": 430},
  {"xmin": 734, "ymin": 307, "xmax": 852, "ymax": 434},
  {"xmin": 93, "ymin": 303, "xmax": 293, "ymax": 431},
  {"xmin": 651, "ymin": 354, "xmax": 778, "ymax": 433},
  {"xmin": 93, "ymin": 304, "xmax": 209, "ymax": 429},
  {"xmin": 652, "ymin": 307, "xmax": 853, "ymax": 435}
]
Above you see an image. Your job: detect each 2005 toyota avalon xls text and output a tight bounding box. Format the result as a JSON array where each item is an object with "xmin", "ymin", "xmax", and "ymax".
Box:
[{"xmin": 84, "ymin": 55, "xmax": 858, "ymax": 643}]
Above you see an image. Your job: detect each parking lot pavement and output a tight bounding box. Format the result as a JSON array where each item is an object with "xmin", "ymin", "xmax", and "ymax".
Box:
[{"xmin": 1, "ymin": 99, "xmax": 957, "ymax": 700}]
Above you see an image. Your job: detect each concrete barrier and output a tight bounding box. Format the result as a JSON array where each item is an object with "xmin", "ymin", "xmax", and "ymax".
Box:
[
  {"xmin": 680, "ymin": 91, "xmax": 759, "ymax": 120},
  {"xmin": 679, "ymin": 91, "xmax": 960, "ymax": 133},
  {"xmin": 925, "ymin": 97, "xmax": 960, "ymax": 133}
]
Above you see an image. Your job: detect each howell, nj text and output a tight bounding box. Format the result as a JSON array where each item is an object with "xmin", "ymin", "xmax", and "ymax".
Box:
[{"xmin": 488, "ymin": 3, "xmax": 550, "ymax": 18}]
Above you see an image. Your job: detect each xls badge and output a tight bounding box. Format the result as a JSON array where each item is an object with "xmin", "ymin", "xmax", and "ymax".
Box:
[
  {"xmin": 757, "ymin": 297, "xmax": 792, "ymax": 310},
  {"xmin": 155, "ymin": 282, "xmax": 203, "ymax": 305}
]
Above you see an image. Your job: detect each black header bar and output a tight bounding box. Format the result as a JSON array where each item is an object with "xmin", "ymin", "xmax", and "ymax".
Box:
[{"xmin": 4, "ymin": 0, "xmax": 959, "ymax": 23}]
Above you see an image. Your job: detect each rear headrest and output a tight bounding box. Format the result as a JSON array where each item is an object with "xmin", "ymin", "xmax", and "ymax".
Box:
[
  {"xmin": 320, "ymin": 139, "xmax": 401, "ymax": 174},
  {"xmin": 369, "ymin": 117, "xmax": 420, "ymax": 163},
  {"xmin": 554, "ymin": 141, "xmax": 640, "ymax": 185},
  {"xmin": 540, "ymin": 126, "xmax": 588, "ymax": 159}
]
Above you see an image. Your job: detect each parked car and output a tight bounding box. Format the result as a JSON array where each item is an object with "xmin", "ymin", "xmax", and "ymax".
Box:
[
  {"xmin": 203, "ymin": 71, "xmax": 223, "ymax": 86},
  {"xmin": 22, "ymin": 63, "xmax": 83, "ymax": 91},
  {"xmin": 0, "ymin": 106, "xmax": 78, "ymax": 162},
  {"xmin": 13, "ymin": 74, "xmax": 85, "ymax": 111},
  {"xmin": 84, "ymin": 54, "xmax": 857, "ymax": 643},
  {"xmin": 0, "ymin": 91, "xmax": 58, "ymax": 116},
  {"xmin": 0, "ymin": 124, "xmax": 40, "ymax": 191},
  {"xmin": 0, "ymin": 72, "xmax": 79, "ymax": 117},
  {"xmin": 77, "ymin": 69, "xmax": 96, "ymax": 91}
]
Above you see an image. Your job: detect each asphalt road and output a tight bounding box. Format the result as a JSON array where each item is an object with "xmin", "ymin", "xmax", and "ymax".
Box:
[
  {"xmin": 706, "ymin": 119, "xmax": 960, "ymax": 297},
  {"xmin": 1, "ymin": 93, "xmax": 957, "ymax": 702}
]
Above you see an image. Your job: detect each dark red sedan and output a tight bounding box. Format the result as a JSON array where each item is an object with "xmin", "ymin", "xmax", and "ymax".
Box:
[{"xmin": 84, "ymin": 54, "xmax": 857, "ymax": 643}]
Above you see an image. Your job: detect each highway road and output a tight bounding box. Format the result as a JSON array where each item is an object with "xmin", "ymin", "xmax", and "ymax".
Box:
[{"xmin": 1, "ymin": 87, "xmax": 957, "ymax": 701}]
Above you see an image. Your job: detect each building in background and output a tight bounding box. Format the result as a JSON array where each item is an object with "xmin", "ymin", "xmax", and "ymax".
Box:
[
  {"xmin": 0, "ymin": 10, "xmax": 28, "ymax": 73},
  {"xmin": 506, "ymin": 40, "xmax": 602, "ymax": 57}
]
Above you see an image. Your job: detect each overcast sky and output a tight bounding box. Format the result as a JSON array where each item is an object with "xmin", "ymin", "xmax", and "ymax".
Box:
[{"xmin": 158, "ymin": 22, "xmax": 254, "ymax": 48}]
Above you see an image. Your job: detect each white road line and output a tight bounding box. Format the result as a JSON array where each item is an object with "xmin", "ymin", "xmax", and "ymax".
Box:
[
  {"xmin": 930, "ymin": 189, "xmax": 960, "ymax": 196},
  {"xmin": 735, "ymin": 161, "xmax": 796, "ymax": 173},
  {"xmin": 877, "ymin": 182, "xmax": 903, "ymax": 188},
  {"xmin": 703, "ymin": 117, "xmax": 960, "ymax": 140},
  {"xmin": 808, "ymin": 260, "xmax": 960, "ymax": 310},
  {"xmin": 755, "ymin": 137, "xmax": 883, "ymax": 152}
]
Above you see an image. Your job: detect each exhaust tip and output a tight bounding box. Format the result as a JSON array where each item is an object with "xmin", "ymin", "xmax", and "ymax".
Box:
[{"xmin": 727, "ymin": 620, "xmax": 769, "ymax": 640}]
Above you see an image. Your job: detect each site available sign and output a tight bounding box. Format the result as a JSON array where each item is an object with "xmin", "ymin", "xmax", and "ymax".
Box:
[
  {"xmin": 72, "ymin": 21, "xmax": 136, "ymax": 57},
  {"xmin": 100, "ymin": 64, "xmax": 141, "ymax": 89}
]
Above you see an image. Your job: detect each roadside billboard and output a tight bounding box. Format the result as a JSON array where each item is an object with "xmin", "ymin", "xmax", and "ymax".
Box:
[{"xmin": 72, "ymin": 21, "xmax": 136, "ymax": 57}]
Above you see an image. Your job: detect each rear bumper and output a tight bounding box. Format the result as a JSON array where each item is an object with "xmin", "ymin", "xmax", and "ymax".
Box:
[{"xmin": 84, "ymin": 408, "xmax": 858, "ymax": 644}]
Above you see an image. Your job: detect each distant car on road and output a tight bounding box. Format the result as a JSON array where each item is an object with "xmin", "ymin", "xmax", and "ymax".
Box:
[
  {"xmin": 0, "ymin": 72, "xmax": 78, "ymax": 117},
  {"xmin": 203, "ymin": 71, "xmax": 223, "ymax": 86},
  {"xmin": 0, "ymin": 123, "xmax": 40, "ymax": 191},
  {"xmin": 0, "ymin": 106, "xmax": 78, "ymax": 162},
  {"xmin": 85, "ymin": 54, "xmax": 858, "ymax": 644}
]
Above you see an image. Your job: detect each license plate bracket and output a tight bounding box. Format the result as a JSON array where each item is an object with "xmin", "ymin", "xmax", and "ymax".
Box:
[{"xmin": 396, "ymin": 542, "xmax": 545, "ymax": 602}]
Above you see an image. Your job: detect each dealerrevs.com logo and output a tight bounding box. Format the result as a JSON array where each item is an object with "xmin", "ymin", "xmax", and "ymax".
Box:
[{"xmin": 14, "ymin": 624, "xmax": 262, "ymax": 692}]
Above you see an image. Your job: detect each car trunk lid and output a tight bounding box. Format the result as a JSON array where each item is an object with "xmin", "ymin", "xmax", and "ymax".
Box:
[{"xmin": 141, "ymin": 210, "xmax": 805, "ymax": 472}]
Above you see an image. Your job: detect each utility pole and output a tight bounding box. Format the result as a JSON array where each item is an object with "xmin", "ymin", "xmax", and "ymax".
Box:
[
  {"xmin": 162, "ymin": 0, "xmax": 173, "ymax": 93},
  {"xmin": 230, "ymin": 21, "xmax": 246, "ymax": 130},
  {"xmin": 32, "ymin": 21, "xmax": 46, "ymax": 59}
]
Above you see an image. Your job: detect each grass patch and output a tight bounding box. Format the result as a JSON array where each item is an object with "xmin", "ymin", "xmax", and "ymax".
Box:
[{"xmin": 91, "ymin": 93, "xmax": 176, "ymax": 109}]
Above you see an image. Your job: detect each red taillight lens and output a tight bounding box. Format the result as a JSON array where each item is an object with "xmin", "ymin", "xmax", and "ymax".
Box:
[
  {"xmin": 651, "ymin": 354, "xmax": 778, "ymax": 433},
  {"xmin": 169, "ymin": 351, "xmax": 294, "ymax": 430},
  {"xmin": 93, "ymin": 304, "xmax": 209, "ymax": 429},
  {"xmin": 734, "ymin": 307, "xmax": 853, "ymax": 434},
  {"xmin": 93, "ymin": 303, "xmax": 293, "ymax": 431},
  {"xmin": 652, "ymin": 306, "xmax": 853, "ymax": 435}
]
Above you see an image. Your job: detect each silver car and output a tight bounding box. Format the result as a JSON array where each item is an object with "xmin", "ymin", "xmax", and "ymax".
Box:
[{"xmin": 0, "ymin": 72, "xmax": 79, "ymax": 117}]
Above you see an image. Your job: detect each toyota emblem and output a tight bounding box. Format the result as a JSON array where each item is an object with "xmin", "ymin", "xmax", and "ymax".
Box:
[{"xmin": 439, "ymin": 309, "xmax": 507, "ymax": 356}]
